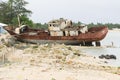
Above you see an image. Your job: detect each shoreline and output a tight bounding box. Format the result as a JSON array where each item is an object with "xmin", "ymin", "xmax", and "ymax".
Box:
[{"xmin": 0, "ymin": 34, "xmax": 120, "ymax": 80}]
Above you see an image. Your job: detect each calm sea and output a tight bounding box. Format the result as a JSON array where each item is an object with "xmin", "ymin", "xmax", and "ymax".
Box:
[{"xmin": 79, "ymin": 30, "xmax": 120, "ymax": 67}]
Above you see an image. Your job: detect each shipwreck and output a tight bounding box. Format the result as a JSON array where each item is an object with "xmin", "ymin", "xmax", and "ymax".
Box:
[{"xmin": 4, "ymin": 18, "xmax": 108, "ymax": 46}]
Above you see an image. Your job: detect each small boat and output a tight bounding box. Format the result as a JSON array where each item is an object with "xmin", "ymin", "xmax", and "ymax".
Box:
[{"xmin": 3, "ymin": 19, "xmax": 108, "ymax": 46}]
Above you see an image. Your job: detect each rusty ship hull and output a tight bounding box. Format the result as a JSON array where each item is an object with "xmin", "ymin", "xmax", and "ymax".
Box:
[{"xmin": 4, "ymin": 26, "xmax": 108, "ymax": 45}]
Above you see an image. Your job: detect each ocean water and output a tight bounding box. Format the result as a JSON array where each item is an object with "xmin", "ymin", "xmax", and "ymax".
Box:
[{"xmin": 79, "ymin": 31, "xmax": 120, "ymax": 67}]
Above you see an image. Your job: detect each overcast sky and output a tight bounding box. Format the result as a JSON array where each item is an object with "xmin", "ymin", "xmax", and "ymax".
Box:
[{"xmin": 2, "ymin": 0, "xmax": 120, "ymax": 24}]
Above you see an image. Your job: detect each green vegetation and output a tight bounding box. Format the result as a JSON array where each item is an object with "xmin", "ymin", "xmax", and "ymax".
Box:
[
  {"xmin": 33, "ymin": 23, "xmax": 48, "ymax": 29},
  {"xmin": 0, "ymin": 0, "xmax": 32, "ymax": 27},
  {"xmin": 51, "ymin": 78, "xmax": 56, "ymax": 80},
  {"xmin": 0, "ymin": 0, "xmax": 120, "ymax": 30},
  {"xmin": 118, "ymin": 66, "xmax": 120, "ymax": 69},
  {"xmin": 87, "ymin": 22, "xmax": 120, "ymax": 30},
  {"xmin": 73, "ymin": 22, "xmax": 120, "ymax": 30}
]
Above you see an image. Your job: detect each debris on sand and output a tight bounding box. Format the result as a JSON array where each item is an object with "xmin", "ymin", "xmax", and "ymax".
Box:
[{"xmin": 0, "ymin": 34, "xmax": 120, "ymax": 80}]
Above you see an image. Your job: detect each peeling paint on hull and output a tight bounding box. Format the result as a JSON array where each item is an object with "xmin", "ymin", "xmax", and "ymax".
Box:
[{"xmin": 4, "ymin": 26, "xmax": 108, "ymax": 45}]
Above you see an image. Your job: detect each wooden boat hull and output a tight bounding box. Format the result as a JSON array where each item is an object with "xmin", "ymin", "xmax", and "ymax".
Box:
[{"xmin": 4, "ymin": 26, "xmax": 108, "ymax": 45}]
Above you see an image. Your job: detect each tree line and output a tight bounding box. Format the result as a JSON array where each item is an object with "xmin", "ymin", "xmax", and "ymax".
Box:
[
  {"xmin": 78, "ymin": 22, "xmax": 120, "ymax": 30},
  {"xmin": 0, "ymin": 0, "xmax": 120, "ymax": 30},
  {"xmin": 0, "ymin": 0, "xmax": 33, "ymax": 27}
]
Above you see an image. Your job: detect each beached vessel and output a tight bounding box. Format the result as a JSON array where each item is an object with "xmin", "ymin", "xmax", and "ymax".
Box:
[{"xmin": 3, "ymin": 18, "xmax": 108, "ymax": 46}]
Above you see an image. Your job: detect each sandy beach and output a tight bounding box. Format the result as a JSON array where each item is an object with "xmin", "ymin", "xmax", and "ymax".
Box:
[{"xmin": 0, "ymin": 34, "xmax": 120, "ymax": 80}]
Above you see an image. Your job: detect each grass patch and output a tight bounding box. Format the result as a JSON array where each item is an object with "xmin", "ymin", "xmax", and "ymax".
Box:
[
  {"xmin": 117, "ymin": 66, "xmax": 120, "ymax": 69},
  {"xmin": 32, "ymin": 45, "xmax": 39, "ymax": 49},
  {"xmin": 51, "ymin": 78, "xmax": 56, "ymax": 80}
]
